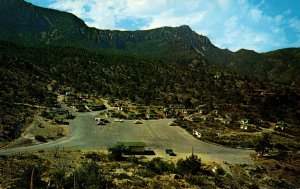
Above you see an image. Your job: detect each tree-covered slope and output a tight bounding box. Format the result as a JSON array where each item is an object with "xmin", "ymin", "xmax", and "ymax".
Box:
[
  {"xmin": 1, "ymin": 0, "xmax": 300, "ymax": 85},
  {"xmin": 1, "ymin": 42, "xmax": 299, "ymax": 142}
]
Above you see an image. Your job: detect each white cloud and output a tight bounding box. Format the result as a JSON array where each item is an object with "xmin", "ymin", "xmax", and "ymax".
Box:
[
  {"xmin": 218, "ymin": 0, "xmax": 231, "ymax": 9},
  {"xmin": 46, "ymin": 0, "xmax": 298, "ymax": 52},
  {"xmin": 250, "ymin": 8, "xmax": 262, "ymax": 22},
  {"xmin": 49, "ymin": 0, "xmax": 87, "ymax": 19},
  {"xmin": 289, "ymin": 17, "xmax": 300, "ymax": 32}
]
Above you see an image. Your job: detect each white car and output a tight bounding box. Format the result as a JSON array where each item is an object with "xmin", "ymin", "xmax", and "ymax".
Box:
[
  {"xmin": 96, "ymin": 121, "xmax": 106, "ymax": 125},
  {"xmin": 134, "ymin": 120, "xmax": 142, "ymax": 124},
  {"xmin": 169, "ymin": 122, "xmax": 178, "ymax": 126},
  {"xmin": 115, "ymin": 118, "xmax": 123, "ymax": 122}
]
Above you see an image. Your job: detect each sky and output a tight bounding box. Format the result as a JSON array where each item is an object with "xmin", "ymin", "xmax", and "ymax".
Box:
[{"xmin": 25, "ymin": 0, "xmax": 300, "ymax": 52}]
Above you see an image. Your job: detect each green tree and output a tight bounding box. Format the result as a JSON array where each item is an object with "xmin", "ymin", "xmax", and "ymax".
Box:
[
  {"xmin": 176, "ymin": 154, "xmax": 202, "ymax": 175},
  {"xmin": 255, "ymin": 133, "xmax": 273, "ymax": 157},
  {"xmin": 107, "ymin": 144, "xmax": 125, "ymax": 161}
]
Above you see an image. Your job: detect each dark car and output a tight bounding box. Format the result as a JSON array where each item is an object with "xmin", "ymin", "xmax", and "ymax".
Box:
[
  {"xmin": 100, "ymin": 118, "xmax": 109, "ymax": 123},
  {"xmin": 165, "ymin": 149, "xmax": 177, "ymax": 156}
]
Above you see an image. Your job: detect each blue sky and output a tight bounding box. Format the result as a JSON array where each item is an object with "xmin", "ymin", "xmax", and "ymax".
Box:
[{"xmin": 25, "ymin": 0, "xmax": 300, "ymax": 52}]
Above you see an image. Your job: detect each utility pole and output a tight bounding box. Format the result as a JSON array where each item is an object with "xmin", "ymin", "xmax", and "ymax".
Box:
[
  {"xmin": 30, "ymin": 167, "xmax": 35, "ymax": 189},
  {"xmin": 73, "ymin": 172, "xmax": 76, "ymax": 189}
]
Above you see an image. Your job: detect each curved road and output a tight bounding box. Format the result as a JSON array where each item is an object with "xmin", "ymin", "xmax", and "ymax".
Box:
[{"xmin": 0, "ymin": 109, "xmax": 254, "ymax": 164}]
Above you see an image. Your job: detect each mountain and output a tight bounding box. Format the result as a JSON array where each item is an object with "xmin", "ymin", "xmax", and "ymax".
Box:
[
  {"xmin": 0, "ymin": 0, "xmax": 300, "ymax": 85},
  {"xmin": 0, "ymin": 0, "xmax": 212, "ymax": 60}
]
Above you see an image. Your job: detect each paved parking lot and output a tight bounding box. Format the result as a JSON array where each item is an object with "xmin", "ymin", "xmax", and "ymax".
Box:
[
  {"xmin": 0, "ymin": 112, "xmax": 254, "ymax": 164},
  {"xmin": 95, "ymin": 118, "xmax": 194, "ymax": 150}
]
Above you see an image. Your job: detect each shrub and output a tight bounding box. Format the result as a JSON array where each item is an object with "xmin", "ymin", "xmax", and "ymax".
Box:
[
  {"xmin": 185, "ymin": 175, "xmax": 205, "ymax": 186},
  {"xmin": 176, "ymin": 154, "xmax": 201, "ymax": 175},
  {"xmin": 216, "ymin": 167, "xmax": 226, "ymax": 176},
  {"xmin": 145, "ymin": 157, "xmax": 175, "ymax": 174},
  {"xmin": 107, "ymin": 144, "xmax": 125, "ymax": 161},
  {"xmin": 63, "ymin": 162, "xmax": 114, "ymax": 189},
  {"xmin": 254, "ymin": 133, "xmax": 272, "ymax": 157},
  {"xmin": 85, "ymin": 152, "xmax": 105, "ymax": 161},
  {"xmin": 35, "ymin": 135, "xmax": 47, "ymax": 142}
]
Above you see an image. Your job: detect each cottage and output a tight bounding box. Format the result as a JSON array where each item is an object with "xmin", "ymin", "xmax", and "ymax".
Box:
[
  {"xmin": 65, "ymin": 92, "xmax": 74, "ymax": 96},
  {"xmin": 239, "ymin": 118, "xmax": 249, "ymax": 125},
  {"xmin": 214, "ymin": 74, "xmax": 220, "ymax": 79},
  {"xmin": 277, "ymin": 121, "xmax": 285, "ymax": 125},
  {"xmin": 211, "ymin": 109, "xmax": 219, "ymax": 115},
  {"xmin": 240, "ymin": 124, "xmax": 248, "ymax": 130},
  {"xmin": 169, "ymin": 104, "xmax": 185, "ymax": 109},
  {"xmin": 275, "ymin": 125, "xmax": 284, "ymax": 130},
  {"xmin": 214, "ymin": 118, "xmax": 227, "ymax": 124},
  {"xmin": 87, "ymin": 104, "xmax": 105, "ymax": 111},
  {"xmin": 146, "ymin": 113, "xmax": 155, "ymax": 119},
  {"xmin": 225, "ymin": 113, "xmax": 231, "ymax": 119},
  {"xmin": 189, "ymin": 115, "xmax": 201, "ymax": 122},
  {"xmin": 118, "ymin": 106, "xmax": 127, "ymax": 111},
  {"xmin": 192, "ymin": 129, "xmax": 202, "ymax": 138},
  {"xmin": 276, "ymin": 121, "xmax": 285, "ymax": 130},
  {"xmin": 182, "ymin": 109, "xmax": 188, "ymax": 114}
]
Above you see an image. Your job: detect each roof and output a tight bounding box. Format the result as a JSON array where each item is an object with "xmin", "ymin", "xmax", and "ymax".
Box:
[{"xmin": 117, "ymin": 142, "xmax": 147, "ymax": 147}]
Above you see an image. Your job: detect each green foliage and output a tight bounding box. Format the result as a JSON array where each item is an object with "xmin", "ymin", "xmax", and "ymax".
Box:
[
  {"xmin": 14, "ymin": 164, "xmax": 48, "ymax": 189},
  {"xmin": 1, "ymin": 41, "xmax": 300, "ymax": 143},
  {"xmin": 145, "ymin": 157, "xmax": 175, "ymax": 175},
  {"xmin": 72, "ymin": 162, "xmax": 114, "ymax": 189},
  {"xmin": 274, "ymin": 143, "xmax": 289, "ymax": 158},
  {"xmin": 216, "ymin": 167, "xmax": 226, "ymax": 176},
  {"xmin": 107, "ymin": 144, "xmax": 125, "ymax": 161},
  {"xmin": 84, "ymin": 152, "xmax": 105, "ymax": 162},
  {"xmin": 255, "ymin": 133, "xmax": 273, "ymax": 157},
  {"xmin": 185, "ymin": 175, "xmax": 205, "ymax": 186},
  {"xmin": 176, "ymin": 154, "xmax": 202, "ymax": 175},
  {"xmin": 35, "ymin": 135, "xmax": 47, "ymax": 142},
  {"xmin": 51, "ymin": 169, "xmax": 66, "ymax": 188}
]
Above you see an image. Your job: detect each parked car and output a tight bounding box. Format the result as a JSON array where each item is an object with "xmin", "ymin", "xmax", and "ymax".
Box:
[
  {"xmin": 115, "ymin": 118, "xmax": 123, "ymax": 122},
  {"xmin": 95, "ymin": 118, "xmax": 109, "ymax": 123},
  {"xmin": 165, "ymin": 149, "xmax": 176, "ymax": 156},
  {"xmin": 97, "ymin": 121, "xmax": 106, "ymax": 125},
  {"xmin": 134, "ymin": 120, "xmax": 142, "ymax": 124},
  {"xmin": 169, "ymin": 122, "xmax": 178, "ymax": 126},
  {"xmin": 100, "ymin": 118, "xmax": 109, "ymax": 123}
]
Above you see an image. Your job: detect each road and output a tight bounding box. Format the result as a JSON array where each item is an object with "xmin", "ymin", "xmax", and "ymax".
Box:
[{"xmin": 0, "ymin": 109, "xmax": 254, "ymax": 164}]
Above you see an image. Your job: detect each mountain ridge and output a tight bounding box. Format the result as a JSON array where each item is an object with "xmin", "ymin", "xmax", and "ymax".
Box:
[{"xmin": 0, "ymin": 0, "xmax": 300, "ymax": 85}]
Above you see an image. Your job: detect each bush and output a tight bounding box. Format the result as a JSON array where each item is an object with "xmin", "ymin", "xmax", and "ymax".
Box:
[
  {"xmin": 176, "ymin": 154, "xmax": 201, "ymax": 175},
  {"xmin": 71, "ymin": 162, "xmax": 114, "ymax": 189},
  {"xmin": 185, "ymin": 175, "xmax": 205, "ymax": 186},
  {"xmin": 85, "ymin": 152, "xmax": 105, "ymax": 161},
  {"xmin": 254, "ymin": 133, "xmax": 272, "ymax": 157},
  {"xmin": 107, "ymin": 144, "xmax": 125, "ymax": 161},
  {"xmin": 145, "ymin": 157, "xmax": 175, "ymax": 174},
  {"xmin": 216, "ymin": 167, "xmax": 226, "ymax": 176},
  {"xmin": 35, "ymin": 135, "xmax": 47, "ymax": 142}
]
